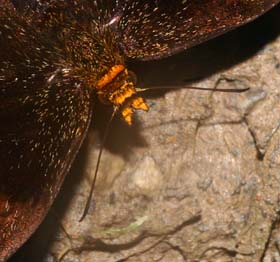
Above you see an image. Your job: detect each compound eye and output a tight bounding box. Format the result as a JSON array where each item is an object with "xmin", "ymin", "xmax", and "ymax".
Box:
[{"xmin": 127, "ymin": 70, "xmax": 137, "ymax": 85}]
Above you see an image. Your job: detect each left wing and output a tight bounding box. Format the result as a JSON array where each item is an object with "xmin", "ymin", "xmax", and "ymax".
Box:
[{"xmin": 0, "ymin": 4, "xmax": 93, "ymax": 260}]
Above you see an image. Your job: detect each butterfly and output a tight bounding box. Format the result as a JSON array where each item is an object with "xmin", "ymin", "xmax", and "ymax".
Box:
[{"xmin": 1, "ymin": 0, "xmax": 279, "ymax": 260}]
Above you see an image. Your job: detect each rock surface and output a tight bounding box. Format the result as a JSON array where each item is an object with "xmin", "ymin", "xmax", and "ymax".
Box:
[{"xmin": 11, "ymin": 5, "xmax": 280, "ymax": 262}]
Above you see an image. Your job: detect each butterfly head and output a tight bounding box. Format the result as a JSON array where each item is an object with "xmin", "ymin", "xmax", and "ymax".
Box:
[{"xmin": 96, "ymin": 64, "xmax": 148, "ymax": 125}]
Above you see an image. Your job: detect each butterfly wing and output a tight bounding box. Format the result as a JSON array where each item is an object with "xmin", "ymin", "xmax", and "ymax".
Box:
[
  {"xmin": 0, "ymin": 5, "xmax": 92, "ymax": 260},
  {"xmin": 117, "ymin": 0, "xmax": 280, "ymax": 60}
]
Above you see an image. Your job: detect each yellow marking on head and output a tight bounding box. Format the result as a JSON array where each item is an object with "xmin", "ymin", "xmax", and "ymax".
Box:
[
  {"xmin": 97, "ymin": 64, "xmax": 125, "ymax": 89},
  {"xmin": 121, "ymin": 107, "xmax": 133, "ymax": 125},
  {"xmin": 131, "ymin": 97, "xmax": 149, "ymax": 111},
  {"xmin": 110, "ymin": 82, "xmax": 135, "ymax": 105},
  {"xmin": 120, "ymin": 97, "xmax": 149, "ymax": 125},
  {"xmin": 96, "ymin": 65, "xmax": 149, "ymax": 125}
]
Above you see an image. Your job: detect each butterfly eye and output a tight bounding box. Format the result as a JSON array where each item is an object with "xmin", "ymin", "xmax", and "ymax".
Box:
[{"xmin": 127, "ymin": 70, "xmax": 137, "ymax": 85}]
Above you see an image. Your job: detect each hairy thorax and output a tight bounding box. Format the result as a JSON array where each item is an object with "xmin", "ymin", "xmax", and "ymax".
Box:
[{"xmin": 64, "ymin": 28, "xmax": 149, "ymax": 124}]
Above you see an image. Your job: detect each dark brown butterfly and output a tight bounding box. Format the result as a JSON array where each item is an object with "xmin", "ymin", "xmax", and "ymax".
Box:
[{"xmin": 1, "ymin": 0, "xmax": 279, "ymax": 260}]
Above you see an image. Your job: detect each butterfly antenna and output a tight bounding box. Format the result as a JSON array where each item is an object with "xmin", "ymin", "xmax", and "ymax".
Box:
[
  {"xmin": 137, "ymin": 85, "xmax": 249, "ymax": 93},
  {"xmin": 79, "ymin": 107, "xmax": 118, "ymax": 222}
]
